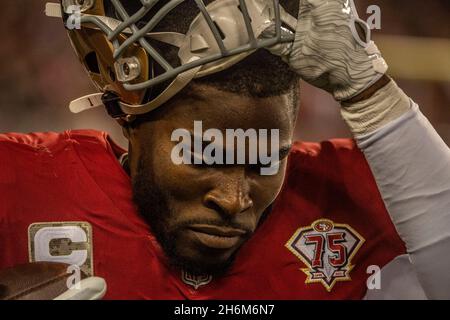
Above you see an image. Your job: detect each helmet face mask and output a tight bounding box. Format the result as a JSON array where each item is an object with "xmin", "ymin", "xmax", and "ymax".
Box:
[{"xmin": 46, "ymin": 0, "xmax": 297, "ymax": 119}]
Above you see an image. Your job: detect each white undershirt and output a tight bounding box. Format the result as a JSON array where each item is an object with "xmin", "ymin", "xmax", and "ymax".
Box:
[{"xmin": 356, "ymin": 102, "xmax": 450, "ymax": 299}]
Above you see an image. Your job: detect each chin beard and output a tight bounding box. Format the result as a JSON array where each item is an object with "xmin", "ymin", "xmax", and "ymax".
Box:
[{"xmin": 131, "ymin": 160, "xmax": 237, "ymax": 277}]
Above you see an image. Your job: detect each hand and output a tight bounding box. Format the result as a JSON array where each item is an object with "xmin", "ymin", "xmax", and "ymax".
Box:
[
  {"xmin": 0, "ymin": 262, "xmax": 106, "ymax": 300},
  {"xmin": 267, "ymin": 0, "xmax": 388, "ymax": 101}
]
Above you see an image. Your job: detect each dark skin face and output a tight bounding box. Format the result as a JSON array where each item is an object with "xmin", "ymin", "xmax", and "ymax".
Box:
[{"xmin": 124, "ymin": 84, "xmax": 295, "ymax": 276}]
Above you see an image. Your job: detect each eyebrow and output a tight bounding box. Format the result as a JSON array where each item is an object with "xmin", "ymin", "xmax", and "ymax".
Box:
[{"xmin": 193, "ymin": 138, "xmax": 292, "ymax": 160}]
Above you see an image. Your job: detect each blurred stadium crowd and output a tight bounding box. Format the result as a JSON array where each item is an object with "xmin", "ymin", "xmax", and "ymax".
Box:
[{"xmin": 0, "ymin": 0, "xmax": 449, "ymax": 147}]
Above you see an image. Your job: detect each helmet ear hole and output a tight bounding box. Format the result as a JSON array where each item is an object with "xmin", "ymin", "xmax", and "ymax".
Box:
[{"xmin": 84, "ymin": 51, "xmax": 100, "ymax": 74}]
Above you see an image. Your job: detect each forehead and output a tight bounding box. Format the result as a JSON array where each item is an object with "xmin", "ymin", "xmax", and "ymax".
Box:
[{"xmin": 163, "ymin": 85, "xmax": 294, "ymax": 132}]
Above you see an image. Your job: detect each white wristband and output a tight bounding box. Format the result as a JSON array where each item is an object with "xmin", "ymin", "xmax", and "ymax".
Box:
[{"xmin": 341, "ymin": 80, "xmax": 411, "ymax": 136}]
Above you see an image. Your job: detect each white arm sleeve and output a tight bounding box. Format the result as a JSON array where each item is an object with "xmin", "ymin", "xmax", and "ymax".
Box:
[{"xmin": 355, "ymin": 101, "xmax": 450, "ymax": 299}]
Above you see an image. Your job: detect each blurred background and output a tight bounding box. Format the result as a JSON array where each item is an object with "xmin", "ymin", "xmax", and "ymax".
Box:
[{"xmin": 0, "ymin": 0, "xmax": 449, "ymax": 148}]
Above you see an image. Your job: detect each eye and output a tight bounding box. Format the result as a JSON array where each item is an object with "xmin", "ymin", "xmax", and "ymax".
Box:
[
  {"xmin": 249, "ymin": 162, "xmax": 271, "ymax": 171},
  {"xmin": 248, "ymin": 158, "xmax": 283, "ymax": 175}
]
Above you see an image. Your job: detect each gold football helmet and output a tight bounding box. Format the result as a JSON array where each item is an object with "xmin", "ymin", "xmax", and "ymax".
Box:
[{"xmin": 45, "ymin": 0, "xmax": 297, "ymax": 121}]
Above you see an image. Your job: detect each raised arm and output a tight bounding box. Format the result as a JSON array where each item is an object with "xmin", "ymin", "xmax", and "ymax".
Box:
[{"xmin": 268, "ymin": 0, "xmax": 450, "ymax": 299}]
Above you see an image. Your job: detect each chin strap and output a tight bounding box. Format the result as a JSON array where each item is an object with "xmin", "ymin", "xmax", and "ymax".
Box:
[
  {"xmin": 69, "ymin": 93, "xmax": 104, "ymax": 113},
  {"xmin": 119, "ymin": 64, "xmax": 203, "ymax": 116},
  {"xmin": 69, "ymin": 62, "xmax": 202, "ymax": 121}
]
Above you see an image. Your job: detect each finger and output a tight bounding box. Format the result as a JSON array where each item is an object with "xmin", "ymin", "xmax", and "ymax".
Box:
[{"xmin": 259, "ymin": 24, "xmax": 294, "ymax": 60}]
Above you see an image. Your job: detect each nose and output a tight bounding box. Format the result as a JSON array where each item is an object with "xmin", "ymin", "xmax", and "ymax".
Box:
[{"xmin": 203, "ymin": 170, "xmax": 254, "ymax": 217}]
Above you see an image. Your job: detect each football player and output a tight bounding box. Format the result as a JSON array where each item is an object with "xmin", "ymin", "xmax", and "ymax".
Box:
[{"xmin": 0, "ymin": 0, "xmax": 449, "ymax": 299}]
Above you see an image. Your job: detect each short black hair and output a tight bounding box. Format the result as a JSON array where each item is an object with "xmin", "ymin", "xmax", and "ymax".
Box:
[{"xmin": 110, "ymin": 0, "xmax": 300, "ymax": 116}]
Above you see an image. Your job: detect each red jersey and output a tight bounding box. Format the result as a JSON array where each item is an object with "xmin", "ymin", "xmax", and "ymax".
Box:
[{"xmin": 0, "ymin": 130, "xmax": 405, "ymax": 299}]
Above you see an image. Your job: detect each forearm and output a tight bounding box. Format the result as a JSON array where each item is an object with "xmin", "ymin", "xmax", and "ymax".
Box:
[
  {"xmin": 268, "ymin": 0, "xmax": 449, "ymax": 298},
  {"xmin": 343, "ymin": 82, "xmax": 450, "ymax": 299}
]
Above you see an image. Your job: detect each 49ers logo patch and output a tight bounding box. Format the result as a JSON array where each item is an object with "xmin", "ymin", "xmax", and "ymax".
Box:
[{"xmin": 286, "ymin": 219, "xmax": 364, "ymax": 291}]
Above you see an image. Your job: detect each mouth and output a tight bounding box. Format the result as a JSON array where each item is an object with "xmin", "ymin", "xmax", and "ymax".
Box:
[{"xmin": 187, "ymin": 224, "xmax": 248, "ymax": 250}]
